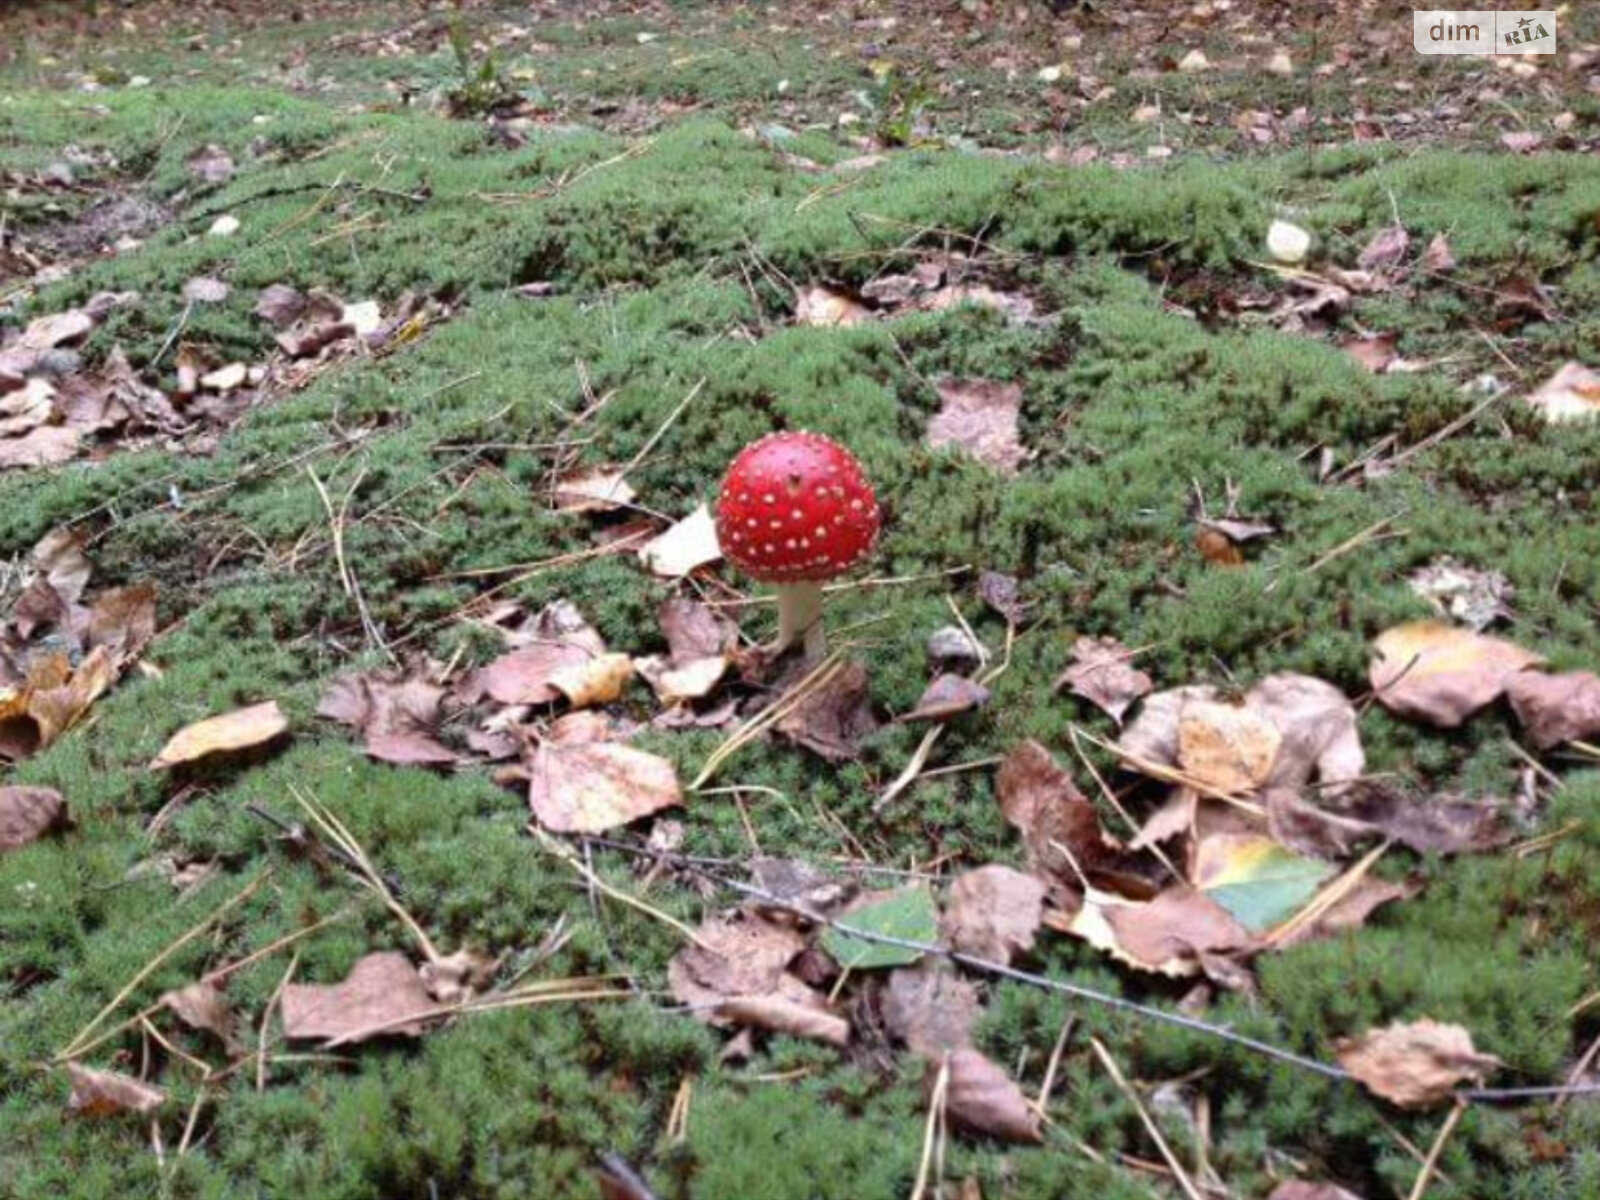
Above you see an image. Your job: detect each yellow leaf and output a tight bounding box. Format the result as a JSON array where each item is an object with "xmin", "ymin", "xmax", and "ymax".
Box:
[{"xmin": 151, "ymin": 701, "xmax": 288, "ymax": 769}]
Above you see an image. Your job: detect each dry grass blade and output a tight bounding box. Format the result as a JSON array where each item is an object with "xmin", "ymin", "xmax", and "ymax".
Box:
[
  {"xmin": 1407, "ymin": 1100, "xmax": 1467, "ymax": 1200},
  {"xmin": 58, "ymin": 872, "xmax": 271, "ymax": 1061},
  {"xmin": 1091, "ymin": 1038, "xmax": 1206, "ymax": 1200},
  {"xmin": 690, "ymin": 651, "xmax": 847, "ymax": 789},
  {"xmin": 1072, "ymin": 725, "xmax": 1264, "ymax": 814},
  {"xmin": 308, "ymin": 466, "xmax": 393, "ymax": 662},
  {"xmin": 909, "ymin": 1057, "xmax": 951, "ymax": 1200},
  {"xmin": 532, "ymin": 826, "xmax": 714, "ymax": 950}
]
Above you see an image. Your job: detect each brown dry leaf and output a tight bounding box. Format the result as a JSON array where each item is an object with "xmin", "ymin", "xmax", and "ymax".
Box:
[
  {"xmin": 883, "ymin": 964, "xmax": 981, "ymax": 1056},
  {"xmin": 526, "ymin": 739, "xmax": 681, "ymax": 833},
  {"xmin": 1407, "ymin": 557, "xmax": 1514, "ymax": 632},
  {"xmin": 997, "ymin": 740, "xmax": 1153, "ymax": 895},
  {"xmin": 901, "ymin": 673, "xmax": 990, "ymax": 723},
  {"xmin": 1501, "ymin": 130, "xmax": 1543, "ymax": 154},
  {"xmin": 938, "ymin": 1048, "xmax": 1044, "ymax": 1144},
  {"xmin": 187, "ymin": 144, "xmax": 235, "ymax": 184},
  {"xmin": 1525, "ymin": 362, "xmax": 1600, "ymax": 424},
  {"xmin": 794, "ymin": 284, "xmax": 872, "ymax": 327},
  {"xmin": 1270, "ymin": 876, "xmax": 1419, "ymax": 949},
  {"xmin": 1268, "ymin": 1184, "xmax": 1365, "ymax": 1200},
  {"xmin": 1094, "ymin": 887, "xmax": 1255, "ymax": 973},
  {"xmin": 1177, "ymin": 699, "xmax": 1282, "ymax": 793},
  {"xmin": 65, "ymin": 1064, "xmax": 166, "ymax": 1118},
  {"xmin": 658, "ymin": 597, "xmax": 734, "ymax": 661},
  {"xmin": 1118, "ymin": 685, "xmax": 1217, "ymax": 770},
  {"xmin": 0, "ymin": 377, "xmax": 54, "ymax": 438},
  {"xmin": 182, "ymin": 276, "xmax": 230, "ymax": 305},
  {"xmin": 87, "ymin": 584, "xmax": 158, "ymax": 660},
  {"xmin": 942, "ymin": 865, "xmax": 1044, "ymax": 965},
  {"xmin": 917, "ymin": 284, "xmax": 1038, "ymax": 325},
  {"xmin": 774, "ymin": 659, "xmax": 879, "ymax": 761},
  {"xmin": 1131, "ymin": 787, "xmax": 1197, "ymax": 850},
  {"xmin": 636, "ymin": 655, "xmax": 728, "ymax": 705},
  {"xmin": 20, "ymin": 308, "xmax": 95, "ymax": 352},
  {"xmin": 1369, "ymin": 621, "xmax": 1542, "ymax": 728},
  {"xmin": 1338, "ymin": 782, "xmax": 1511, "ymax": 856},
  {"xmin": 1335, "ymin": 1019, "xmax": 1500, "ymax": 1108},
  {"xmin": 28, "ymin": 645, "xmax": 117, "ymax": 749},
  {"xmin": 552, "ymin": 466, "xmax": 637, "ymax": 514},
  {"xmin": 1196, "ymin": 527, "xmax": 1244, "ymax": 566},
  {"xmin": 1507, "ymin": 670, "xmax": 1600, "ymax": 750},
  {"xmin": 926, "ymin": 378, "xmax": 1026, "ymax": 475},
  {"xmin": 150, "ymin": 700, "xmax": 289, "ymax": 769},
  {"xmin": 1249, "ymin": 674, "xmax": 1366, "ymax": 793},
  {"xmin": 0, "ymin": 785, "xmax": 66, "ymax": 850},
  {"xmin": 160, "ymin": 980, "xmax": 236, "ymax": 1046},
  {"xmin": 1055, "ymin": 636, "xmax": 1153, "ymax": 724},
  {"xmin": 0, "ymin": 425, "xmax": 81, "ymax": 469},
  {"xmin": 715, "ymin": 995, "xmax": 850, "ymax": 1046},
  {"xmin": 317, "ymin": 669, "xmax": 456, "ymax": 765},
  {"xmin": 461, "ymin": 601, "xmax": 607, "ymax": 706},
  {"xmin": 547, "ymin": 651, "xmax": 634, "ymax": 709},
  {"xmin": 977, "ymin": 570, "xmax": 1026, "ymax": 624},
  {"xmin": 637, "ymin": 503, "xmax": 721, "ymax": 578},
  {"xmin": 1357, "ymin": 225, "xmax": 1410, "ymax": 272},
  {"xmin": 1422, "ymin": 233, "xmax": 1456, "ymax": 273},
  {"xmin": 254, "ymin": 284, "xmax": 307, "ymax": 327},
  {"xmin": 1340, "ymin": 332, "xmax": 1398, "ymax": 373},
  {"xmin": 282, "ymin": 951, "xmax": 444, "ymax": 1045}
]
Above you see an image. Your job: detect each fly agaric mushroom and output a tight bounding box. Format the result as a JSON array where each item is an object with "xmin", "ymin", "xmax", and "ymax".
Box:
[{"xmin": 715, "ymin": 431, "xmax": 880, "ymax": 657}]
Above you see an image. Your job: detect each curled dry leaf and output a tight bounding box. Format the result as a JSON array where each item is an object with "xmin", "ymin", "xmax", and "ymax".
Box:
[
  {"xmin": 637, "ymin": 503, "xmax": 721, "ymax": 578},
  {"xmin": 0, "ymin": 785, "xmax": 66, "ymax": 850},
  {"xmin": 318, "ymin": 669, "xmax": 456, "ymax": 765},
  {"xmin": 552, "ymin": 466, "xmax": 637, "ymax": 514},
  {"xmin": 65, "ymin": 1064, "xmax": 166, "ymax": 1118},
  {"xmin": 0, "ymin": 646, "xmax": 119, "ymax": 759},
  {"xmin": 0, "ymin": 425, "xmax": 80, "ymax": 469},
  {"xmin": 636, "ymin": 654, "xmax": 727, "ymax": 705},
  {"xmin": 1178, "ymin": 699, "xmax": 1282, "ymax": 793},
  {"xmin": 281, "ymin": 951, "xmax": 445, "ymax": 1045},
  {"xmin": 254, "ymin": 283, "xmax": 307, "ymax": 327},
  {"xmin": 1338, "ymin": 782, "xmax": 1511, "ymax": 856},
  {"xmin": 1250, "ymin": 674, "xmax": 1365, "ymax": 794},
  {"xmin": 547, "ymin": 651, "xmax": 634, "ymax": 709},
  {"xmin": 526, "ymin": 738, "xmax": 681, "ymax": 834},
  {"xmin": 1055, "ymin": 635, "xmax": 1153, "ymax": 724},
  {"xmin": 883, "ymin": 964, "xmax": 981, "ymax": 1056},
  {"xmin": 182, "ymin": 276, "xmax": 230, "ymax": 304},
  {"xmin": 1525, "ymin": 362, "xmax": 1600, "ymax": 424},
  {"xmin": 901, "ymin": 673, "xmax": 990, "ymax": 723},
  {"xmin": 669, "ymin": 910, "xmax": 845, "ymax": 1043},
  {"xmin": 20, "ymin": 308, "xmax": 95, "ymax": 352},
  {"xmin": 659, "ymin": 597, "xmax": 734, "ymax": 661},
  {"xmin": 936, "ymin": 1048, "xmax": 1044, "ymax": 1144},
  {"xmin": 926, "ymin": 378, "xmax": 1026, "ymax": 475},
  {"xmin": 1422, "ymin": 232, "xmax": 1456, "ymax": 274},
  {"xmin": 715, "ymin": 995, "xmax": 850, "ymax": 1046},
  {"xmin": 160, "ymin": 979, "xmax": 237, "ymax": 1046},
  {"xmin": 774, "ymin": 659, "xmax": 879, "ymax": 761},
  {"xmin": 150, "ymin": 700, "xmax": 288, "ymax": 769},
  {"xmin": 1507, "ymin": 670, "xmax": 1600, "ymax": 750},
  {"xmin": 1335, "ymin": 1018, "xmax": 1500, "ymax": 1108},
  {"xmin": 941, "ymin": 865, "xmax": 1044, "ymax": 965},
  {"xmin": 1339, "ymin": 332, "xmax": 1398, "ymax": 374},
  {"xmin": 977, "ymin": 570, "xmax": 1025, "ymax": 624},
  {"xmin": 1068, "ymin": 886, "xmax": 1252, "ymax": 978},
  {"xmin": 461, "ymin": 600, "xmax": 607, "ymax": 706},
  {"xmin": 794, "ymin": 284, "xmax": 872, "ymax": 327},
  {"xmin": 1269, "ymin": 876, "xmax": 1419, "ymax": 949},
  {"xmin": 1357, "ymin": 225, "xmax": 1410, "ymax": 272},
  {"xmin": 1369, "ymin": 621, "xmax": 1542, "ymax": 728}
]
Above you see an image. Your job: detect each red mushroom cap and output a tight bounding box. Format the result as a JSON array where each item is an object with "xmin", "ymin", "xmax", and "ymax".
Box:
[{"xmin": 715, "ymin": 431, "xmax": 880, "ymax": 583}]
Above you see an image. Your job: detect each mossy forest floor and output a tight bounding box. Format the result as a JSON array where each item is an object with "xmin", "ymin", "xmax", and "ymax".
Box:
[{"xmin": 4, "ymin": 1, "xmax": 1600, "ymax": 1197}]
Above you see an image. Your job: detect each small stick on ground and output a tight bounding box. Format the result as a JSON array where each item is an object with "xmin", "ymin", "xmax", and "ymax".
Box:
[
  {"xmin": 908, "ymin": 1057, "xmax": 950, "ymax": 1200},
  {"xmin": 258, "ymin": 949, "xmax": 301, "ymax": 1093},
  {"xmin": 1091, "ymin": 1039, "xmax": 1206, "ymax": 1200},
  {"xmin": 1406, "ymin": 1100, "xmax": 1467, "ymax": 1200}
]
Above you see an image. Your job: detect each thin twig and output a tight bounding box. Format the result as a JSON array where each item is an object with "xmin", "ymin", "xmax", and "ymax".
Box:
[
  {"xmin": 1406, "ymin": 1100, "xmax": 1467, "ymax": 1200},
  {"xmin": 1091, "ymin": 1038, "xmax": 1205, "ymax": 1200}
]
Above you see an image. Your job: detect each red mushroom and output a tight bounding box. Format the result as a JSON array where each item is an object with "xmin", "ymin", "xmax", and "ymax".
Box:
[{"xmin": 715, "ymin": 431, "xmax": 880, "ymax": 657}]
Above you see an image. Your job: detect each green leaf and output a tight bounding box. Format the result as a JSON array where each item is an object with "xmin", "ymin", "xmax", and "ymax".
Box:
[
  {"xmin": 1194, "ymin": 835, "xmax": 1333, "ymax": 932},
  {"xmin": 822, "ymin": 886, "xmax": 938, "ymax": 970}
]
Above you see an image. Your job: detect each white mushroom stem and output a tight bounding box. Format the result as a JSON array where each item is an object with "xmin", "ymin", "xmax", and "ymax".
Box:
[{"xmin": 773, "ymin": 580, "xmax": 828, "ymax": 658}]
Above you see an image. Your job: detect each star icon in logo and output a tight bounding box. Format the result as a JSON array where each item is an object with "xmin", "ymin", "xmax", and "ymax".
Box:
[{"xmin": 1516, "ymin": 16, "xmax": 1532, "ymax": 28}]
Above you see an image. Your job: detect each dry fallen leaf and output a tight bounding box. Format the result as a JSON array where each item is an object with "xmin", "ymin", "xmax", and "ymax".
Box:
[
  {"xmin": 20, "ymin": 308, "xmax": 95, "ymax": 352},
  {"xmin": 794, "ymin": 284, "xmax": 872, "ymax": 327},
  {"xmin": 0, "ymin": 425, "xmax": 80, "ymax": 469},
  {"xmin": 547, "ymin": 651, "xmax": 634, "ymax": 709},
  {"xmin": 1338, "ymin": 782, "xmax": 1511, "ymax": 856},
  {"xmin": 1055, "ymin": 636, "xmax": 1153, "ymax": 724},
  {"xmin": 1269, "ymin": 876, "xmax": 1419, "ymax": 949},
  {"xmin": 715, "ymin": 995, "xmax": 850, "ymax": 1046},
  {"xmin": 281, "ymin": 951, "xmax": 444, "ymax": 1045},
  {"xmin": 926, "ymin": 378, "xmax": 1026, "ymax": 475},
  {"xmin": 1117, "ymin": 685, "xmax": 1217, "ymax": 770},
  {"xmin": 1177, "ymin": 699, "xmax": 1283, "ymax": 793},
  {"xmin": 1335, "ymin": 1019, "xmax": 1500, "ymax": 1108},
  {"xmin": 668, "ymin": 910, "xmax": 845, "ymax": 1043},
  {"xmin": 883, "ymin": 963, "xmax": 981, "ymax": 1056},
  {"xmin": 460, "ymin": 601, "xmax": 607, "ymax": 706},
  {"xmin": 937, "ymin": 1048, "xmax": 1044, "ymax": 1144},
  {"xmin": 526, "ymin": 739, "xmax": 682, "ymax": 833},
  {"xmin": 1422, "ymin": 233, "xmax": 1456, "ymax": 273},
  {"xmin": 65, "ymin": 1064, "xmax": 166, "ymax": 1117},
  {"xmin": 1339, "ymin": 332, "xmax": 1399, "ymax": 374},
  {"xmin": 1089, "ymin": 886, "xmax": 1255, "ymax": 974},
  {"xmin": 636, "ymin": 654, "xmax": 728, "ymax": 705},
  {"xmin": 977, "ymin": 571, "xmax": 1025, "ymax": 624},
  {"xmin": 318, "ymin": 668, "xmax": 456, "ymax": 765},
  {"xmin": 1407, "ymin": 558, "xmax": 1513, "ymax": 632},
  {"xmin": 1357, "ymin": 225, "xmax": 1410, "ymax": 272},
  {"xmin": 150, "ymin": 700, "xmax": 288, "ymax": 769},
  {"xmin": 901, "ymin": 673, "xmax": 990, "ymax": 723},
  {"xmin": 552, "ymin": 466, "xmax": 637, "ymax": 514},
  {"xmin": 254, "ymin": 283, "xmax": 307, "ymax": 327},
  {"xmin": 1268, "ymin": 1184, "xmax": 1365, "ymax": 1200},
  {"xmin": 420, "ymin": 947, "xmax": 499, "ymax": 1005},
  {"xmin": 1249, "ymin": 674, "xmax": 1365, "ymax": 793},
  {"xmin": 1192, "ymin": 833, "xmax": 1333, "ymax": 931},
  {"xmin": 637, "ymin": 503, "xmax": 722, "ymax": 578},
  {"xmin": 658, "ymin": 597, "xmax": 734, "ymax": 661},
  {"xmin": 774, "ymin": 659, "xmax": 879, "ymax": 761},
  {"xmin": 941, "ymin": 865, "xmax": 1045, "ymax": 965},
  {"xmin": 1507, "ymin": 670, "xmax": 1600, "ymax": 750},
  {"xmin": 0, "ymin": 785, "xmax": 66, "ymax": 850},
  {"xmin": 1369, "ymin": 621, "xmax": 1542, "ymax": 728},
  {"xmin": 160, "ymin": 979, "xmax": 237, "ymax": 1046},
  {"xmin": 1525, "ymin": 362, "xmax": 1600, "ymax": 424}
]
